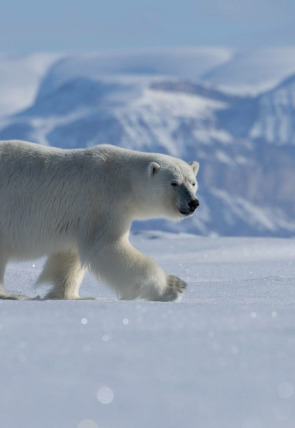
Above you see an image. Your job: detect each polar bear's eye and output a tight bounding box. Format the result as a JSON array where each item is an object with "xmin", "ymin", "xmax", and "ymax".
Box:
[{"xmin": 171, "ymin": 182, "xmax": 178, "ymax": 187}]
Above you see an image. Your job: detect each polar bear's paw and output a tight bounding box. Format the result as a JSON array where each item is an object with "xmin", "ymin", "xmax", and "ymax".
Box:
[
  {"xmin": 0, "ymin": 293, "xmax": 28, "ymax": 300},
  {"xmin": 158, "ymin": 275, "xmax": 187, "ymax": 302}
]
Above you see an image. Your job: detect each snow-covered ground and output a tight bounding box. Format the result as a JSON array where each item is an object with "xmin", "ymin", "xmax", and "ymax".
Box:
[{"xmin": 1, "ymin": 233, "xmax": 295, "ymax": 428}]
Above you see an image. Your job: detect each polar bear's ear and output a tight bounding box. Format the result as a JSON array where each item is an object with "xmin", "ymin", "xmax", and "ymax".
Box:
[
  {"xmin": 189, "ymin": 161, "xmax": 200, "ymax": 176},
  {"xmin": 148, "ymin": 161, "xmax": 161, "ymax": 176}
]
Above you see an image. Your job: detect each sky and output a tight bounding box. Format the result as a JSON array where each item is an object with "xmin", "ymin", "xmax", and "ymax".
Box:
[{"xmin": 1, "ymin": 0, "xmax": 295, "ymax": 53}]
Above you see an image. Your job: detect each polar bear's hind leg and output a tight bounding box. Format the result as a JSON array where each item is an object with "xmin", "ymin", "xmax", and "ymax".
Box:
[{"xmin": 37, "ymin": 251, "xmax": 86, "ymax": 300}]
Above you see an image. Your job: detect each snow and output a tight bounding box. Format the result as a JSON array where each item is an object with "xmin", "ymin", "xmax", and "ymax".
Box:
[
  {"xmin": 118, "ymin": 88, "xmax": 226, "ymax": 156},
  {"xmin": 36, "ymin": 48, "xmax": 233, "ymax": 98},
  {"xmin": 0, "ymin": 53, "xmax": 61, "ymax": 116},
  {"xmin": 1, "ymin": 48, "xmax": 295, "ymax": 427},
  {"xmin": 1, "ymin": 233, "xmax": 295, "ymax": 428},
  {"xmin": 203, "ymin": 47, "xmax": 295, "ymax": 95},
  {"xmin": 250, "ymin": 74, "xmax": 295, "ymax": 145}
]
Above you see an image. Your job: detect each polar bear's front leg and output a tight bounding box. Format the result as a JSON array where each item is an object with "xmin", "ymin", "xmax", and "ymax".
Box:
[{"xmin": 89, "ymin": 239, "xmax": 187, "ymax": 301}]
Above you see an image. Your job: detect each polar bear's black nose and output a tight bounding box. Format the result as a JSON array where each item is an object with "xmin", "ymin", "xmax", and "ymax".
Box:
[{"xmin": 188, "ymin": 199, "xmax": 199, "ymax": 212}]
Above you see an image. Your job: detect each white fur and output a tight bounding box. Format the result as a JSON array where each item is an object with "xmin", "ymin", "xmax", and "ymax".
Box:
[{"xmin": 0, "ymin": 140, "xmax": 199, "ymax": 301}]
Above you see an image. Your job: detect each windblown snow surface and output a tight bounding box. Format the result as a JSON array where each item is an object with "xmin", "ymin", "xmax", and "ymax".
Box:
[{"xmin": 1, "ymin": 232, "xmax": 295, "ymax": 428}]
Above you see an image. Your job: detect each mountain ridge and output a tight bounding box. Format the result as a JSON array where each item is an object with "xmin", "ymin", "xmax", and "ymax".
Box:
[{"xmin": 0, "ymin": 49, "xmax": 294, "ymax": 237}]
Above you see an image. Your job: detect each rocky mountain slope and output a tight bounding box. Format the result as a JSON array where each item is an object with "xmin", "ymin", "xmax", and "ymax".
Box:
[{"xmin": 0, "ymin": 49, "xmax": 294, "ymax": 237}]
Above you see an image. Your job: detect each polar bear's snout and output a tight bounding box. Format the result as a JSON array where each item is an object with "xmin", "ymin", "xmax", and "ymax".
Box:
[
  {"xmin": 179, "ymin": 198, "xmax": 199, "ymax": 216},
  {"xmin": 188, "ymin": 198, "xmax": 199, "ymax": 212}
]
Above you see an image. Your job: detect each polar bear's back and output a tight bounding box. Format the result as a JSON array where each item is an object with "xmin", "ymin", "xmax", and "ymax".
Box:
[
  {"xmin": 0, "ymin": 141, "xmax": 108, "ymax": 258},
  {"xmin": 0, "ymin": 140, "xmax": 95, "ymax": 201}
]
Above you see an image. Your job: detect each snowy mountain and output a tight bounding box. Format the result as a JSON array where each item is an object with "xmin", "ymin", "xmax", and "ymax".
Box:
[
  {"xmin": 0, "ymin": 53, "xmax": 61, "ymax": 116},
  {"xmin": 0, "ymin": 49, "xmax": 295, "ymax": 237},
  {"xmin": 203, "ymin": 47, "xmax": 295, "ymax": 94}
]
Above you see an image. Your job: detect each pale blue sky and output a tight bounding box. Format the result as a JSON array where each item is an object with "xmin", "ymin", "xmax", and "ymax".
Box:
[{"xmin": 1, "ymin": 0, "xmax": 295, "ymax": 53}]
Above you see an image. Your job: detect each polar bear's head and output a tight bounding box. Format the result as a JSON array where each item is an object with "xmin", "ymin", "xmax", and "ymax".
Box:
[{"xmin": 134, "ymin": 155, "xmax": 200, "ymax": 220}]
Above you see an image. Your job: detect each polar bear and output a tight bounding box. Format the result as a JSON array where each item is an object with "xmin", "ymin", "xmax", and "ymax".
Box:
[{"xmin": 0, "ymin": 140, "xmax": 200, "ymax": 301}]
